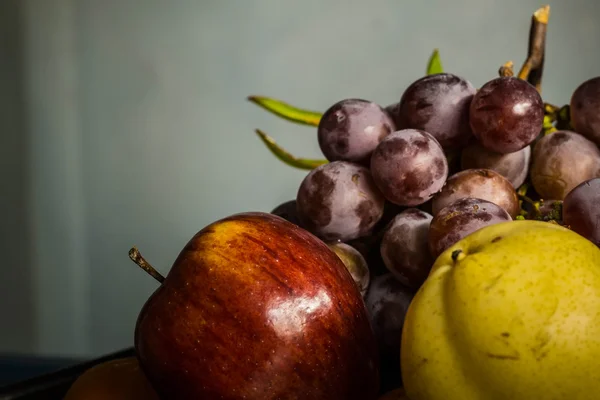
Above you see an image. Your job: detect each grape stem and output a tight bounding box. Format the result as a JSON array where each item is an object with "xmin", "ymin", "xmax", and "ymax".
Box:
[
  {"xmin": 517, "ymin": 5, "xmax": 550, "ymax": 93},
  {"xmin": 542, "ymin": 103, "xmax": 571, "ymax": 132},
  {"xmin": 518, "ymin": 194, "xmax": 541, "ymax": 219},
  {"xmin": 544, "ymin": 103, "xmax": 560, "ymax": 114},
  {"xmin": 129, "ymin": 247, "xmax": 165, "ymax": 284},
  {"xmin": 498, "ymin": 61, "xmax": 514, "ymax": 77}
]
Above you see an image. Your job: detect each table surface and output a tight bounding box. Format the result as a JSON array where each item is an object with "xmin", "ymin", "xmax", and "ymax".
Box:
[
  {"xmin": 0, "ymin": 348, "xmax": 135, "ymax": 400},
  {"xmin": 0, "ymin": 354, "xmax": 84, "ymax": 386}
]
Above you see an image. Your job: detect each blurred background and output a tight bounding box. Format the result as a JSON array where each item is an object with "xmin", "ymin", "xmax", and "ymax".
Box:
[{"xmin": 1, "ymin": 0, "xmax": 598, "ymax": 366}]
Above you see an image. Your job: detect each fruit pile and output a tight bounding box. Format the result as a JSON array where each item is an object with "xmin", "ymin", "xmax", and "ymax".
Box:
[{"xmin": 63, "ymin": 5, "xmax": 600, "ymax": 400}]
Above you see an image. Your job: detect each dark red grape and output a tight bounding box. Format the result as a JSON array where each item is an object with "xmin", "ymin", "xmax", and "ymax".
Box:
[
  {"xmin": 296, "ymin": 161, "xmax": 385, "ymax": 241},
  {"xmin": 370, "ymin": 129, "xmax": 448, "ymax": 206},
  {"xmin": 271, "ymin": 200, "xmax": 302, "ymax": 227},
  {"xmin": 429, "ymin": 197, "xmax": 512, "ymax": 257},
  {"xmin": 394, "ymin": 73, "xmax": 476, "ymax": 150},
  {"xmin": 318, "ymin": 99, "xmax": 395, "ymax": 164},
  {"xmin": 469, "ymin": 77, "xmax": 544, "ymax": 154},
  {"xmin": 380, "ymin": 208, "xmax": 433, "ymax": 290},
  {"xmin": 563, "ymin": 178, "xmax": 600, "ymax": 246},
  {"xmin": 531, "ymin": 130, "xmax": 600, "ymax": 200},
  {"xmin": 432, "ymin": 169, "xmax": 520, "ymax": 218},
  {"xmin": 570, "ymin": 77, "xmax": 600, "ymax": 145},
  {"xmin": 365, "ymin": 274, "xmax": 414, "ymax": 393},
  {"xmin": 327, "ymin": 242, "xmax": 370, "ymax": 297},
  {"xmin": 460, "ymin": 141, "xmax": 531, "ymax": 188}
]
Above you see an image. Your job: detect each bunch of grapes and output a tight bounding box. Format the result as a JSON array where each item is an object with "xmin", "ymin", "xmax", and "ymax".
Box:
[{"xmin": 248, "ymin": 7, "xmax": 600, "ymax": 397}]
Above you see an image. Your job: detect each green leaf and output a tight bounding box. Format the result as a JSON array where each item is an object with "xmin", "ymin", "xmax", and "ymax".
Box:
[
  {"xmin": 248, "ymin": 96, "xmax": 322, "ymax": 126},
  {"xmin": 255, "ymin": 129, "xmax": 328, "ymax": 170},
  {"xmin": 426, "ymin": 49, "xmax": 443, "ymax": 75}
]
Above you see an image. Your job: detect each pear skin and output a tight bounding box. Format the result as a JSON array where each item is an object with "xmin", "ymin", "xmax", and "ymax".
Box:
[{"xmin": 401, "ymin": 220, "xmax": 600, "ymax": 399}]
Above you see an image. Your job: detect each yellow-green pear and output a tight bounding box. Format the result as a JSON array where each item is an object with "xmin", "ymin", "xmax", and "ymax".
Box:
[{"xmin": 401, "ymin": 220, "xmax": 600, "ymax": 400}]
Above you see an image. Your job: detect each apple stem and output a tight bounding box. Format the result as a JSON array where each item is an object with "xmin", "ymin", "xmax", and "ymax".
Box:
[
  {"xmin": 517, "ymin": 5, "xmax": 549, "ymax": 93},
  {"xmin": 128, "ymin": 247, "xmax": 165, "ymax": 284}
]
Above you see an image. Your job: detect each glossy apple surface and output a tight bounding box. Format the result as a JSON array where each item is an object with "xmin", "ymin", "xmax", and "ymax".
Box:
[{"xmin": 135, "ymin": 212, "xmax": 380, "ymax": 400}]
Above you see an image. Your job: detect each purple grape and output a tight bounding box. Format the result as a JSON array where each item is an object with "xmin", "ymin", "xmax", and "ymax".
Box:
[
  {"xmin": 370, "ymin": 129, "xmax": 448, "ymax": 206},
  {"xmin": 365, "ymin": 274, "xmax": 414, "ymax": 393},
  {"xmin": 571, "ymin": 77, "xmax": 600, "ymax": 145},
  {"xmin": 380, "ymin": 208, "xmax": 433, "ymax": 290},
  {"xmin": 530, "ymin": 130, "xmax": 600, "ymax": 200},
  {"xmin": 563, "ymin": 178, "xmax": 600, "ymax": 246},
  {"xmin": 460, "ymin": 141, "xmax": 531, "ymax": 188},
  {"xmin": 432, "ymin": 169, "xmax": 520, "ymax": 218},
  {"xmin": 296, "ymin": 161, "xmax": 385, "ymax": 241},
  {"xmin": 318, "ymin": 99, "xmax": 396, "ymax": 164},
  {"xmin": 271, "ymin": 200, "xmax": 302, "ymax": 227},
  {"xmin": 327, "ymin": 242, "xmax": 370, "ymax": 297},
  {"xmin": 395, "ymin": 73, "xmax": 476, "ymax": 150},
  {"xmin": 469, "ymin": 77, "xmax": 544, "ymax": 154},
  {"xmin": 429, "ymin": 197, "xmax": 512, "ymax": 257}
]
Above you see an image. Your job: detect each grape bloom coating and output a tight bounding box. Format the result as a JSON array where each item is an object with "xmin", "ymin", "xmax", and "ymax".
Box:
[
  {"xmin": 395, "ymin": 73, "xmax": 476, "ymax": 150},
  {"xmin": 460, "ymin": 141, "xmax": 531, "ymax": 188},
  {"xmin": 531, "ymin": 130, "xmax": 600, "ymax": 200},
  {"xmin": 370, "ymin": 129, "xmax": 448, "ymax": 207},
  {"xmin": 318, "ymin": 99, "xmax": 396, "ymax": 164},
  {"xmin": 296, "ymin": 161, "xmax": 385, "ymax": 242}
]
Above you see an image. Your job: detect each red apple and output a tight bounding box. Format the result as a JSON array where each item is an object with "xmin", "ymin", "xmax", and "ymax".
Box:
[{"xmin": 131, "ymin": 212, "xmax": 380, "ymax": 399}]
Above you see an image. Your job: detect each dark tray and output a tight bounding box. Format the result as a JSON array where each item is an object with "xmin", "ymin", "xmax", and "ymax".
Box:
[{"xmin": 0, "ymin": 348, "xmax": 136, "ymax": 400}]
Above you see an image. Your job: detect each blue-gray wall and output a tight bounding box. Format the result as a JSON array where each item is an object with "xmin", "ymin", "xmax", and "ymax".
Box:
[{"xmin": 2, "ymin": 0, "xmax": 599, "ymax": 357}]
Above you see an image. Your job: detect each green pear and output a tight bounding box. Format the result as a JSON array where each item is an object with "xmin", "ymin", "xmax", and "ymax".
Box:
[{"xmin": 401, "ymin": 220, "xmax": 600, "ymax": 399}]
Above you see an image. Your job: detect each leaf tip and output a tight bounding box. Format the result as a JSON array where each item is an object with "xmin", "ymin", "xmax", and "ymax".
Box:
[{"xmin": 426, "ymin": 48, "xmax": 444, "ymax": 75}]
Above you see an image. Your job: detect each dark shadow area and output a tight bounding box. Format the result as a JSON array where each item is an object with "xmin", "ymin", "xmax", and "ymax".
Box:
[
  {"xmin": 0, "ymin": 348, "xmax": 134, "ymax": 398},
  {"xmin": 0, "ymin": 0, "xmax": 35, "ymax": 358}
]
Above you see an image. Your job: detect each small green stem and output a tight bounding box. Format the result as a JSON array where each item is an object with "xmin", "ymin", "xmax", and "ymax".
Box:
[{"xmin": 517, "ymin": 186, "xmax": 541, "ymax": 219}]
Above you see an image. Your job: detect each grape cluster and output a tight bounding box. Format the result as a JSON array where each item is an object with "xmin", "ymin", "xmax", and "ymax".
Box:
[{"xmin": 267, "ymin": 67, "xmax": 600, "ymax": 394}]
